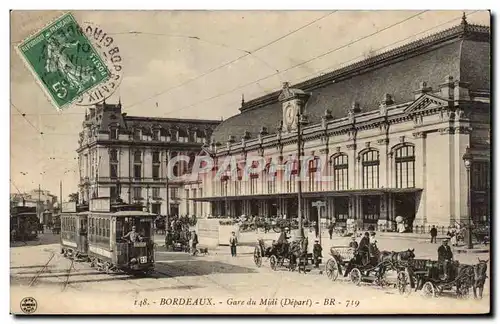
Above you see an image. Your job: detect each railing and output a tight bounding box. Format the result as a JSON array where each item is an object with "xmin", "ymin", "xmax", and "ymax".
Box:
[{"xmin": 413, "ymin": 225, "xmax": 456, "ymax": 235}]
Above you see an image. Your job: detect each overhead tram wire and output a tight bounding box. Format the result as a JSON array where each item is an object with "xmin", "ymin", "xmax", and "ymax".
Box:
[
  {"xmin": 12, "ymin": 11, "xmax": 479, "ymax": 119},
  {"xmin": 277, "ymin": 10, "xmax": 482, "ymax": 90},
  {"xmin": 155, "ymin": 10, "xmax": 428, "ymax": 117},
  {"xmin": 204, "ymin": 11, "xmax": 482, "ymax": 126},
  {"xmin": 124, "ymin": 11, "xmax": 337, "ymax": 110},
  {"xmin": 10, "ymin": 12, "xmax": 336, "ymax": 118},
  {"xmin": 10, "ymin": 103, "xmax": 44, "ymax": 136}
]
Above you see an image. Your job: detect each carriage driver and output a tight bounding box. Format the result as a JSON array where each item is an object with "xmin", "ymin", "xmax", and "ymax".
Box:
[
  {"xmin": 438, "ymin": 238, "xmax": 454, "ymax": 280},
  {"xmin": 358, "ymin": 232, "xmax": 371, "ymax": 265},
  {"xmin": 277, "ymin": 227, "xmax": 290, "ymax": 256},
  {"xmin": 122, "ymin": 226, "xmax": 143, "ymax": 243},
  {"xmin": 343, "ymin": 232, "xmax": 370, "ymax": 277}
]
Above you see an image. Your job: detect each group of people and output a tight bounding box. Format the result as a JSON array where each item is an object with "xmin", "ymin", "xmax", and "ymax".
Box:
[
  {"xmin": 343, "ymin": 232, "xmax": 378, "ymax": 276},
  {"xmin": 429, "ymin": 225, "xmax": 463, "ymax": 247}
]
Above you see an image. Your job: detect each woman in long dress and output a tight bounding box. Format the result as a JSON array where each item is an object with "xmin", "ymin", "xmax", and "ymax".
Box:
[{"xmin": 450, "ymin": 229, "xmax": 458, "ymax": 246}]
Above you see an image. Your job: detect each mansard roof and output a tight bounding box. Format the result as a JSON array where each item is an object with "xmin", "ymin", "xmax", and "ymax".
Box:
[
  {"xmin": 212, "ymin": 21, "xmax": 490, "ymax": 143},
  {"xmin": 84, "ymin": 102, "xmax": 221, "ymax": 138}
]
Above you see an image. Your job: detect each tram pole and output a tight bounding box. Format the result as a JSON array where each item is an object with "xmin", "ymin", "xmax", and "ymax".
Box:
[{"xmin": 38, "ymin": 183, "xmax": 41, "ymax": 223}]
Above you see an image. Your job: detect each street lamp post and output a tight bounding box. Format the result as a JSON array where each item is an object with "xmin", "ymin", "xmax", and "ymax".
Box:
[
  {"xmin": 296, "ymin": 112, "xmax": 305, "ymax": 239},
  {"xmin": 462, "ymin": 146, "xmax": 474, "ymax": 249}
]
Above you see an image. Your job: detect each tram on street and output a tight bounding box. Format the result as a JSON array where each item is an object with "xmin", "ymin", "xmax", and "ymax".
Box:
[
  {"xmin": 10, "ymin": 206, "xmax": 39, "ymax": 241},
  {"xmin": 60, "ymin": 198, "xmax": 157, "ymax": 275}
]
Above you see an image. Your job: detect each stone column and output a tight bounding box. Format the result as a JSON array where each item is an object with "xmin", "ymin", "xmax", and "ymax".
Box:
[{"xmin": 412, "ymin": 131, "xmax": 427, "ymax": 227}]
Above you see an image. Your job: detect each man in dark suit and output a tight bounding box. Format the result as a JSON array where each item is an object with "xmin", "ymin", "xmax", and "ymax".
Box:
[
  {"xmin": 343, "ymin": 232, "xmax": 370, "ymax": 277},
  {"xmin": 438, "ymin": 238, "xmax": 453, "ymax": 280},
  {"xmin": 358, "ymin": 232, "xmax": 371, "ymax": 265}
]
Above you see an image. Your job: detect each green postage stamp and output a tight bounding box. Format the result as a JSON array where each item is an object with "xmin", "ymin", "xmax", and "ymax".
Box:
[{"xmin": 16, "ymin": 12, "xmax": 111, "ymax": 110}]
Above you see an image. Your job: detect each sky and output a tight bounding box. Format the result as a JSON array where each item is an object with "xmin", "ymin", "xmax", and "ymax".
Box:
[{"xmin": 9, "ymin": 10, "xmax": 490, "ymax": 200}]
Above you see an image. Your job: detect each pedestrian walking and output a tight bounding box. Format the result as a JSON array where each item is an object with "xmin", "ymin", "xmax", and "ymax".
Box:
[
  {"xmin": 229, "ymin": 231, "xmax": 238, "ymax": 257},
  {"xmin": 328, "ymin": 222, "xmax": 334, "ymax": 239},
  {"xmin": 190, "ymin": 230, "xmax": 199, "ymax": 256},
  {"xmin": 430, "ymin": 225, "xmax": 437, "ymax": 243},
  {"xmin": 313, "ymin": 240, "xmax": 322, "ymax": 268}
]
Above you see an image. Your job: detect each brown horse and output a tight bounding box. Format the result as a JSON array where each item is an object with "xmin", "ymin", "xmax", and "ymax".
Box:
[
  {"xmin": 378, "ymin": 249, "xmax": 416, "ymax": 264},
  {"xmin": 472, "ymin": 258, "xmax": 489, "ymax": 299},
  {"xmin": 450, "ymin": 258, "xmax": 488, "ymax": 299}
]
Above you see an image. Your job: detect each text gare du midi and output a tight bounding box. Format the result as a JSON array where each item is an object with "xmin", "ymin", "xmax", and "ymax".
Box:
[{"xmin": 135, "ymin": 298, "xmax": 360, "ymax": 308}]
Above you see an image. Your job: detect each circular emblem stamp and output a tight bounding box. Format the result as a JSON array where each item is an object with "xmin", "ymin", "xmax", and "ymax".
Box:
[
  {"xmin": 73, "ymin": 21, "xmax": 124, "ymax": 106},
  {"xmin": 20, "ymin": 297, "xmax": 37, "ymax": 314}
]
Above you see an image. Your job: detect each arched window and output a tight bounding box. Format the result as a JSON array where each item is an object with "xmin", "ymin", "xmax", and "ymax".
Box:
[
  {"xmin": 331, "ymin": 154, "xmax": 348, "ymax": 191},
  {"xmin": 265, "ymin": 158, "xmax": 277, "ymax": 194},
  {"xmin": 394, "ymin": 144, "xmax": 415, "ymax": 188},
  {"xmin": 308, "ymin": 156, "xmax": 320, "ymax": 191},
  {"xmin": 361, "ymin": 149, "xmax": 380, "ymax": 189}
]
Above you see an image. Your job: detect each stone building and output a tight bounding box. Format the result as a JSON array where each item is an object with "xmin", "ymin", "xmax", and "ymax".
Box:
[
  {"xmin": 193, "ymin": 18, "xmax": 490, "ymax": 230},
  {"xmin": 76, "ymin": 101, "xmax": 220, "ymax": 216}
]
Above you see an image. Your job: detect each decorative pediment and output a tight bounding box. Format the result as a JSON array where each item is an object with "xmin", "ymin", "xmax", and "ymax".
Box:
[
  {"xmin": 404, "ymin": 93, "xmax": 452, "ymax": 115},
  {"xmin": 278, "ymin": 82, "xmax": 309, "ymax": 102}
]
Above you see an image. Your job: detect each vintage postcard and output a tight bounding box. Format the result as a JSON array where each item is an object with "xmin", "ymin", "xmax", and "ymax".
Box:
[{"xmin": 10, "ymin": 10, "xmax": 491, "ymax": 315}]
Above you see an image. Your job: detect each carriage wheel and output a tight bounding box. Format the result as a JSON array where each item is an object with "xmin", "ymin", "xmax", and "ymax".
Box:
[
  {"xmin": 397, "ymin": 270, "xmax": 411, "ymax": 296},
  {"xmin": 377, "ymin": 269, "xmax": 389, "ymax": 287},
  {"xmin": 421, "ymin": 282, "xmax": 436, "ymax": 298},
  {"xmin": 253, "ymin": 247, "xmax": 262, "ymax": 267},
  {"xmin": 270, "ymin": 255, "xmax": 278, "ymax": 271},
  {"xmin": 349, "ymin": 268, "xmax": 362, "ymax": 286},
  {"xmin": 325, "ymin": 258, "xmax": 339, "ymax": 281},
  {"xmin": 457, "ymin": 283, "xmax": 472, "ymax": 299}
]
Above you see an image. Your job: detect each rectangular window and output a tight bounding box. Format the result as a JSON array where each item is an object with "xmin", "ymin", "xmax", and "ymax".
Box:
[
  {"xmin": 110, "ymin": 164, "xmax": 118, "ymax": 179},
  {"xmin": 171, "ymin": 188, "xmax": 178, "ymax": 199},
  {"xmin": 133, "ymin": 187, "xmax": 142, "ymax": 200},
  {"xmin": 152, "ymin": 165, "xmax": 160, "ymax": 180},
  {"xmin": 152, "ymin": 152, "xmax": 160, "ymax": 163},
  {"xmin": 185, "ymin": 190, "xmax": 190, "ymax": 214},
  {"xmin": 472, "ymin": 161, "xmax": 489, "ymax": 191},
  {"xmin": 110, "ymin": 128, "xmax": 118, "ymax": 140},
  {"xmin": 110, "ymin": 186, "xmax": 118, "ymax": 201},
  {"xmin": 151, "ymin": 203, "xmax": 161, "ymax": 215},
  {"xmin": 152, "ymin": 187, "xmax": 160, "ymax": 199},
  {"xmin": 134, "ymin": 165, "xmax": 142, "ymax": 180}
]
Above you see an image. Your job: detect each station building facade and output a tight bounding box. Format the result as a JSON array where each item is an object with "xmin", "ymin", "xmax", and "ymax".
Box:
[
  {"xmin": 192, "ymin": 20, "xmax": 491, "ymax": 230},
  {"xmin": 76, "ymin": 102, "xmax": 220, "ymax": 216}
]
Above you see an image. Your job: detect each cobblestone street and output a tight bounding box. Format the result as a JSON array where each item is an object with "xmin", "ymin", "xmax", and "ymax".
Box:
[{"xmin": 10, "ymin": 231, "xmax": 490, "ymax": 314}]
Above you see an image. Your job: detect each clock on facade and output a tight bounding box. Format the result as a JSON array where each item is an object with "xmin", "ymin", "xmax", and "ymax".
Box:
[{"xmin": 285, "ymin": 103, "xmax": 296, "ymax": 128}]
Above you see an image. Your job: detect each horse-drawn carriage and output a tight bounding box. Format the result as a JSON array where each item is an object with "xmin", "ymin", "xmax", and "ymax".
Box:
[
  {"xmin": 396, "ymin": 258, "xmax": 488, "ymax": 299},
  {"xmin": 253, "ymin": 238, "xmax": 309, "ymax": 272},
  {"xmin": 325, "ymin": 245, "xmax": 415, "ymax": 287}
]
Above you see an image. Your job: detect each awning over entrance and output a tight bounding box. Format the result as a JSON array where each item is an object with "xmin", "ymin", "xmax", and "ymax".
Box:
[{"xmin": 190, "ymin": 188, "xmax": 423, "ymax": 202}]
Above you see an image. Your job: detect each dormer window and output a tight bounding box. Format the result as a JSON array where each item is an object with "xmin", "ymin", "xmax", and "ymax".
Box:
[
  {"xmin": 152, "ymin": 129, "xmax": 160, "ymax": 141},
  {"xmin": 171, "ymin": 130, "xmax": 178, "ymax": 142},
  {"xmin": 133, "ymin": 129, "xmax": 141, "ymax": 141},
  {"xmin": 110, "ymin": 128, "xmax": 118, "ymax": 140}
]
